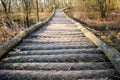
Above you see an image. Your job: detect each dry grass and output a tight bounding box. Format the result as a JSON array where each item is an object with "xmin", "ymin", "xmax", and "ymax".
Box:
[
  {"xmin": 65, "ymin": 7, "xmax": 120, "ymax": 48},
  {"xmin": 0, "ymin": 10, "xmax": 51, "ymax": 45}
]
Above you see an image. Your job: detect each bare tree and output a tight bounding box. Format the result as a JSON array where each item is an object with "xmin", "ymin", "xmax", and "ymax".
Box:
[
  {"xmin": 36, "ymin": 0, "xmax": 39, "ymax": 22},
  {"xmin": 97, "ymin": 0, "xmax": 107, "ymax": 18},
  {"xmin": 0, "ymin": 0, "xmax": 13, "ymax": 29},
  {"xmin": 1, "ymin": 0, "xmax": 8, "ymax": 14},
  {"xmin": 22, "ymin": 0, "xmax": 32, "ymax": 28}
]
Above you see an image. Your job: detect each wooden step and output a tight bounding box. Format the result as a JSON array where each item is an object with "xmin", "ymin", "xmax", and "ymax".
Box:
[
  {"xmin": 18, "ymin": 42, "xmax": 94, "ymax": 46},
  {"xmin": 9, "ymin": 48, "xmax": 102, "ymax": 56},
  {"xmin": 31, "ymin": 32, "xmax": 83, "ymax": 35},
  {"xmin": 23, "ymin": 39, "xmax": 91, "ymax": 43},
  {"xmin": 29, "ymin": 34, "xmax": 85, "ymax": 38},
  {"xmin": 2, "ymin": 54, "xmax": 107, "ymax": 63},
  {"xmin": 24, "ymin": 38, "xmax": 93, "ymax": 42},
  {"xmin": 27, "ymin": 36, "xmax": 86, "ymax": 39},
  {"xmin": 32, "ymin": 32, "xmax": 83, "ymax": 35},
  {"xmin": 0, "ymin": 62, "xmax": 113, "ymax": 70},
  {"xmin": 19, "ymin": 41, "xmax": 94, "ymax": 46},
  {"xmin": 16, "ymin": 44, "xmax": 96, "ymax": 50},
  {"xmin": 0, "ymin": 70, "xmax": 114, "ymax": 80},
  {"xmin": 22, "ymin": 41, "xmax": 92, "ymax": 44}
]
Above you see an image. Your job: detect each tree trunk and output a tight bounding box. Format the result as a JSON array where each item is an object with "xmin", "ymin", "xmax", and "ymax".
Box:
[
  {"xmin": 36, "ymin": 0, "xmax": 39, "ymax": 22},
  {"xmin": 8, "ymin": 0, "xmax": 11, "ymax": 13},
  {"xmin": 98, "ymin": 0, "xmax": 107, "ymax": 18},
  {"xmin": 1, "ymin": 0, "xmax": 8, "ymax": 14},
  {"xmin": 25, "ymin": 12, "xmax": 29, "ymax": 28}
]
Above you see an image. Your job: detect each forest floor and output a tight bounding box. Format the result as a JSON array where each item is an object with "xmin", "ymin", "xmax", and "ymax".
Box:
[
  {"xmin": 65, "ymin": 7, "xmax": 120, "ymax": 50},
  {"xmin": 0, "ymin": 9, "xmax": 51, "ymax": 45}
]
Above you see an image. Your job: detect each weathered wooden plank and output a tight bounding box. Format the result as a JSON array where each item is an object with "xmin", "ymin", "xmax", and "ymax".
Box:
[
  {"xmin": 8, "ymin": 48, "xmax": 101, "ymax": 56},
  {"xmin": 1, "ymin": 54, "xmax": 107, "ymax": 63},
  {"xmin": 0, "ymin": 70, "xmax": 114, "ymax": 80},
  {"xmin": 0, "ymin": 8, "xmax": 55, "ymax": 58},
  {"xmin": 15, "ymin": 44, "xmax": 96, "ymax": 50},
  {"xmin": 0, "ymin": 62, "xmax": 112, "ymax": 70}
]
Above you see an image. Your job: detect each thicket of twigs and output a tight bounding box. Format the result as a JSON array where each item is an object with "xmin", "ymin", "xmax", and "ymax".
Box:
[
  {"xmin": 65, "ymin": 0, "xmax": 120, "ymax": 47},
  {"xmin": 0, "ymin": 0, "xmax": 53, "ymax": 45}
]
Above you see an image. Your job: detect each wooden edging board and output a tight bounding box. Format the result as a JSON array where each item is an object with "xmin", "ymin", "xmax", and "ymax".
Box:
[
  {"xmin": 63, "ymin": 9, "xmax": 120, "ymax": 74},
  {"xmin": 0, "ymin": 8, "xmax": 55, "ymax": 58}
]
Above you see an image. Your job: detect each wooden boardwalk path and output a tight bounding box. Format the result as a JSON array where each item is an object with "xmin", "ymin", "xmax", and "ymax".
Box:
[{"xmin": 0, "ymin": 9, "xmax": 119, "ymax": 80}]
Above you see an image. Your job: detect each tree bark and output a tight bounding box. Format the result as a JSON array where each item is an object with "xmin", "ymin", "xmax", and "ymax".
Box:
[
  {"xmin": 1, "ymin": 0, "xmax": 8, "ymax": 14},
  {"xmin": 98, "ymin": 0, "xmax": 107, "ymax": 18},
  {"xmin": 8, "ymin": 0, "xmax": 11, "ymax": 13},
  {"xmin": 36, "ymin": 0, "xmax": 39, "ymax": 22}
]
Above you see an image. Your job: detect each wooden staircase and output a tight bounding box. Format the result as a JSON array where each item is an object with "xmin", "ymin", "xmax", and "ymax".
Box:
[{"xmin": 0, "ymin": 9, "xmax": 118, "ymax": 80}]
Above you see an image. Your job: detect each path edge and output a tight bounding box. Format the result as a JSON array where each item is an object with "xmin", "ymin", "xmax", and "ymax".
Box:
[
  {"xmin": 0, "ymin": 8, "xmax": 55, "ymax": 58},
  {"xmin": 63, "ymin": 8, "xmax": 120, "ymax": 74}
]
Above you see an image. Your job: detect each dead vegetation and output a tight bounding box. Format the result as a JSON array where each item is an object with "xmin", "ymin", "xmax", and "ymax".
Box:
[
  {"xmin": 63, "ymin": 0, "xmax": 120, "ymax": 49},
  {"xmin": 0, "ymin": 10, "xmax": 51, "ymax": 45},
  {"xmin": 0, "ymin": 0, "xmax": 52, "ymax": 45},
  {"xmin": 65, "ymin": 6, "xmax": 120, "ymax": 49}
]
